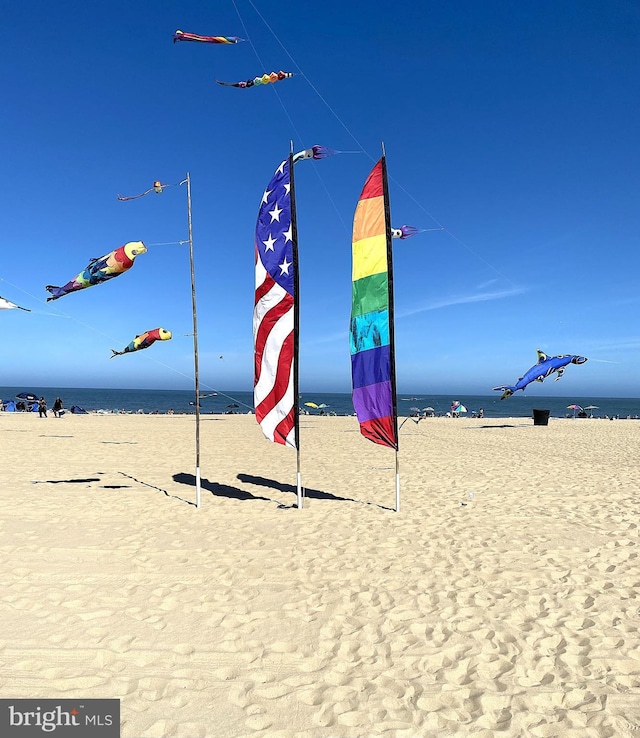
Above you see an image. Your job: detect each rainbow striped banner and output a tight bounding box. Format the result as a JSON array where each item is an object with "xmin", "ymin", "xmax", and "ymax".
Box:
[{"xmin": 350, "ymin": 157, "xmax": 398, "ymax": 449}]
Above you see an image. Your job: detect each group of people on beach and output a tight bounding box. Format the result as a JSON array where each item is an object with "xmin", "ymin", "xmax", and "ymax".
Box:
[
  {"xmin": 0, "ymin": 396, "xmax": 58, "ymax": 414},
  {"xmin": 36, "ymin": 396, "xmax": 64, "ymax": 417},
  {"xmin": 20, "ymin": 396, "xmax": 65, "ymax": 418}
]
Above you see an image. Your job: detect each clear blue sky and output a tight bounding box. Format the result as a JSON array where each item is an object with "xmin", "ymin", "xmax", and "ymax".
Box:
[{"xmin": 2, "ymin": 1, "xmax": 638, "ymax": 397}]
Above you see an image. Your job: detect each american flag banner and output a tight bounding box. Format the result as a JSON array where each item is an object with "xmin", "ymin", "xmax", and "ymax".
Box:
[{"xmin": 254, "ymin": 154, "xmax": 299, "ymax": 447}]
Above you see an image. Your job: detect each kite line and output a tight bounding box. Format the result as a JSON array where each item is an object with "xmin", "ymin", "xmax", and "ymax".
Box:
[{"xmin": 235, "ymin": 0, "xmax": 519, "ymax": 290}]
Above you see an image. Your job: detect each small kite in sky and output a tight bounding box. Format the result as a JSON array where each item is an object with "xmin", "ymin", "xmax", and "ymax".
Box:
[
  {"xmin": 117, "ymin": 181, "xmax": 167, "ymax": 201},
  {"xmin": 46, "ymin": 241, "xmax": 147, "ymax": 302},
  {"xmin": 291, "ymin": 145, "xmax": 343, "ymax": 163},
  {"xmin": 392, "ymin": 225, "xmax": 423, "ymax": 239},
  {"xmin": 173, "ymin": 30, "xmax": 243, "ymax": 44},
  {"xmin": 493, "ymin": 349, "xmax": 588, "ymax": 400},
  {"xmin": 110, "ymin": 328, "xmax": 172, "ymax": 358},
  {"xmin": 216, "ymin": 71, "xmax": 294, "ymax": 88},
  {"xmin": 0, "ymin": 295, "xmax": 30, "ymax": 311}
]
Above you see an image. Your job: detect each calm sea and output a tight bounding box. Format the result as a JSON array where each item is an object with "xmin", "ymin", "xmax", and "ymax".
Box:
[{"xmin": 1, "ymin": 386, "xmax": 639, "ymax": 420}]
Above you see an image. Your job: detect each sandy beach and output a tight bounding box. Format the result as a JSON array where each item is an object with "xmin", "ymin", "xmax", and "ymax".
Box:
[{"xmin": 1, "ymin": 411, "xmax": 639, "ymax": 737}]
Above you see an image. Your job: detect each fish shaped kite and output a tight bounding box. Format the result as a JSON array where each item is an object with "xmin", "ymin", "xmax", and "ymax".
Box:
[
  {"xmin": 216, "ymin": 71, "xmax": 294, "ymax": 88},
  {"xmin": 0, "ymin": 295, "xmax": 30, "ymax": 311},
  {"xmin": 493, "ymin": 350, "xmax": 588, "ymax": 400},
  {"xmin": 173, "ymin": 30, "xmax": 243, "ymax": 44},
  {"xmin": 392, "ymin": 225, "xmax": 422, "ymax": 240},
  {"xmin": 110, "ymin": 328, "xmax": 172, "ymax": 358},
  {"xmin": 117, "ymin": 181, "xmax": 167, "ymax": 201},
  {"xmin": 46, "ymin": 241, "xmax": 147, "ymax": 301},
  {"xmin": 292, "ymin": 145, "xmax": 339, "ymax": 163}
]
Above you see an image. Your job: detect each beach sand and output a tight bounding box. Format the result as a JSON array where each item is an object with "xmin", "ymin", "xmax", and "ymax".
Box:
[{"xmin": 1, "ymin": 411, "xmax": 639, "ymax": 737}]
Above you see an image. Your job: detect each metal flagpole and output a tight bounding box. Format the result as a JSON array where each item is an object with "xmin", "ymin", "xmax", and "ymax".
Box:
[
  {"xmin": 381, "ymin": 143, "xmax": 400, "ymax": 513},
  {"xmin": 289, "ymin": 142, "xmax": 303, "ymax": 510},
  {"xmin": 296, "ymin": 449, "xmax": 302, "ymax": 510},
  {"xmin": 395, "ymin": 451, "xmax": 400, "ymax": 513},
  {"xmin": 185, "ymin": 172, "xmax": 202, "ymax": 508}
]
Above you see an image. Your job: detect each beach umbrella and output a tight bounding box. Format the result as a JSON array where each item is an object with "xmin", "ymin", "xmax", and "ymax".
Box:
[
  {"xmin": 567, "ymin": 404, "xmax": 582, "ymax": 418},
  {"xmin": 16, "ymin": 392, "xmax": 38, "ymax": 401},
  {"xmin": 423, "ymin": 406, "xmax": 435, "ymax": 416},
  {"xmin": 458, "ymin": 404, "xmax": 468, "ymax": 413},
  {"xmin": 304, "ymin": 402, "xmax": 329, "ymax": 412},
  {"xmin": 584, "ymin": 404, "xmax": 599, "ymax": 416}
]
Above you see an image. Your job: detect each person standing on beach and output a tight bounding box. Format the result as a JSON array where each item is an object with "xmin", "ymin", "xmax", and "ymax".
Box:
[
  {"xmin": 38, "ymin": 396, "xmax": 47, "ymax": 418},
  {"xmin": 52, "ymin": 397, "xmax": 63, "ymax": 418}
]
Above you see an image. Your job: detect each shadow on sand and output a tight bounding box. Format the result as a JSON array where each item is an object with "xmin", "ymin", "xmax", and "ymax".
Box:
[
  {"xmin": 118, "ymin": 471, "xmax": 197, "ymax": 506},
  {"xmin": 173, "ymin": 472, "xmax": 275, "ymax": 504},
  {"xmin": 237, "ymin": 473, "xmax": 393, "ymax": 511},
  {"xmin": 465, "ymin": 423, "xmax": 531, "ymax": 429},
  {"xmin": 32, "ymin": 477, "xmax": 102, "ymax": 484}
]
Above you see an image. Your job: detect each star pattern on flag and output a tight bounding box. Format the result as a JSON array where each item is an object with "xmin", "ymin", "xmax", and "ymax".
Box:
[
  {"xmin": 269, "ymin": 203, "xmax": 283, "ymax": 222},
  {"xmin": 255, "ymin": 159, "xmax": 294, "ymax": 296},
  {"xmin": 279, "ymin": 257, "xmax": 292, "ymax": 275}
]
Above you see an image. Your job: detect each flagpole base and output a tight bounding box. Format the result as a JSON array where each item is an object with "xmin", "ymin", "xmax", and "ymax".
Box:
[{"xmin": 395, "ymin": 451, "xmax": 400, "ymax": 512}]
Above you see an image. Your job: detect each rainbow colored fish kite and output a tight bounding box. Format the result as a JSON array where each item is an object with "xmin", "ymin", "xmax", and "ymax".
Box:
[
  {"xmin": 46, "ymin": 241, "xmax": 147, "ymax": 301},
  {"xmin": 216, "ymin": 71, "xmax": 294, "ymax": 88},
  {"xmin": 111, "ymin": 328, "xmax": 172, "ymax": 358},
  {"xmin": 173, "ymin": 30, "xmax": 243, "ymax": 44}
]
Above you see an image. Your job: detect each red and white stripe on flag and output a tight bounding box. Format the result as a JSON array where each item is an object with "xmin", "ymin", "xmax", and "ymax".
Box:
[{"xmin": 253, "ymin": 255, "xmax": 296, "ymax": 446}]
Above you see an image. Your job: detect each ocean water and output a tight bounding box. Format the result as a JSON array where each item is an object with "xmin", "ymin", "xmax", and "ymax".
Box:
[{"xmin": 1, "ymin": 386, "xmax": 639, "ymax": 420}]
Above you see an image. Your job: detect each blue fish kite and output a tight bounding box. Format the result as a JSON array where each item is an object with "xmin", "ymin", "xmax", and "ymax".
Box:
[{"xmin": 493, "ymin": 350, "xmax": 587, "ymax": 400}]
